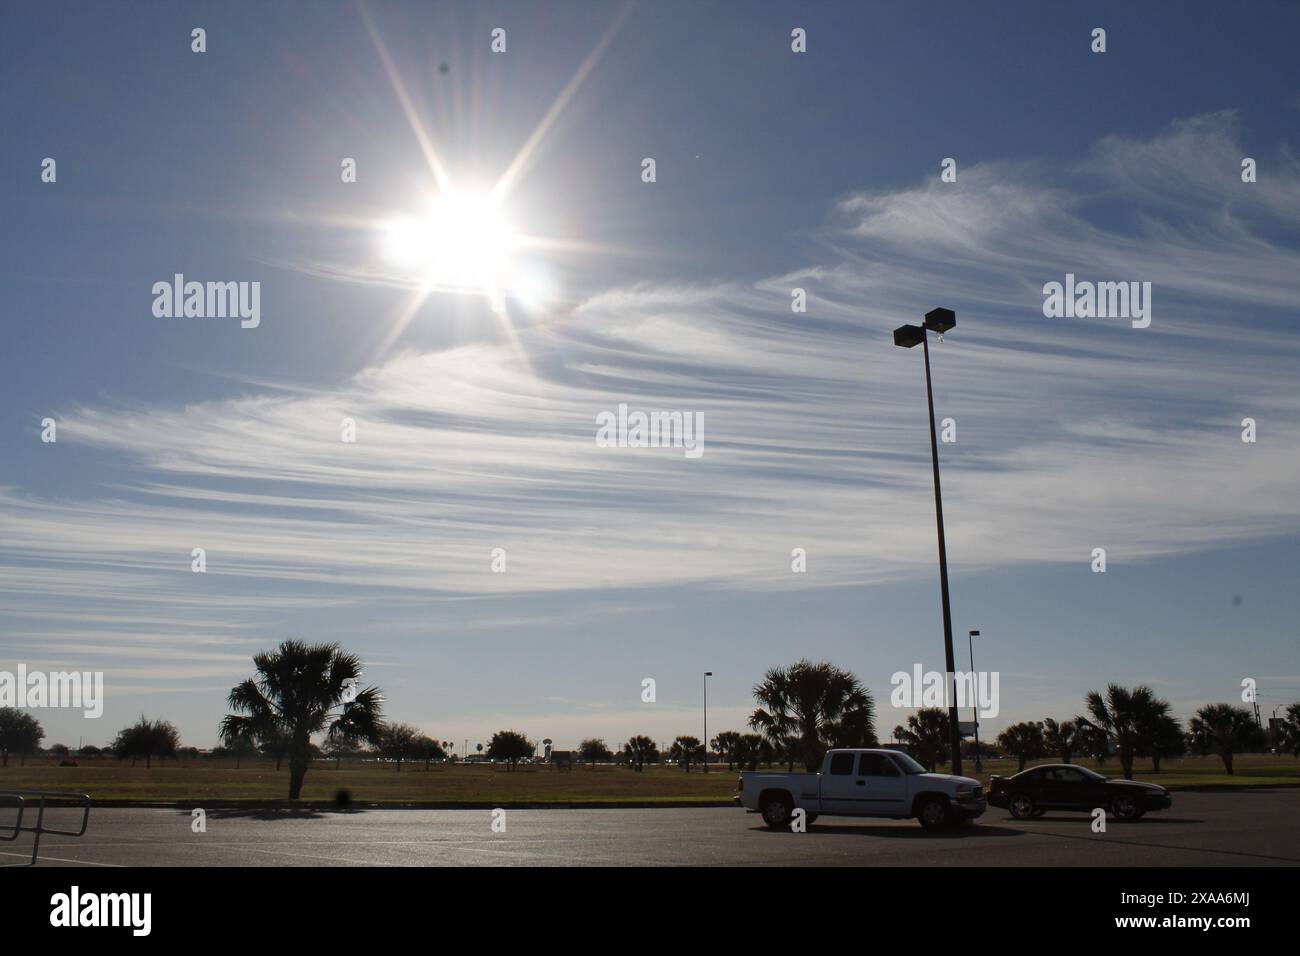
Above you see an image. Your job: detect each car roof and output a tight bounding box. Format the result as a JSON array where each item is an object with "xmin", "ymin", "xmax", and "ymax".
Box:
[{"xmin": 1018, "ymin": 763, "xmax": 1091, "ymax": 774}]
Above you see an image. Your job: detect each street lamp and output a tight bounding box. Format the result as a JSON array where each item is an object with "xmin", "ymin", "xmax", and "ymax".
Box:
[
  {"xmin": 703, "ymin": 671, "xmax": 713, "ymax": 772},
  {"xmin": 968, "ymin": 629, "xmax": 981, "ymax": 772},
  {"xmin": 894, "ymin": 307, "xmax": 963, "ymax": 776}
]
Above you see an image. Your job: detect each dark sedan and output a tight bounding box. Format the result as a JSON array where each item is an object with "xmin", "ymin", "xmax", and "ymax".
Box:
[{"xmin": 987, "ymin": 764, "xmax": 1172, "ymax": 821}]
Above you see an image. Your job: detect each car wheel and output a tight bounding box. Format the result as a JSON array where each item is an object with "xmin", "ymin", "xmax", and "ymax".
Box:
[
  {"xmin": 1111, "ymin": 795, "xmax": 1141, "ymax": 821},
  {"xmin": 760, "ymin": 794, "xmax": 793, "ymax": 829},
  {"xmin": 1009, "ymin": 793, "xmax": 1036, "ymax": 820},
  {"xmin": 917, "ymin": 796, "xmax": 951, "ymax": 830}
]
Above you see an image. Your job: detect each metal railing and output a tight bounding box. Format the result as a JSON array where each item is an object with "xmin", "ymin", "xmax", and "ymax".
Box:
[{"xmin": 0, "ymin": 790, "xmax": 92, "ymax": 866}]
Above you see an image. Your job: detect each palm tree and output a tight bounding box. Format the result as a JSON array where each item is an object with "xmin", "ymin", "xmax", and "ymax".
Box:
[
  {"xmin": 1143, "ymin": 714, "xmax": 1186, "ymax": 772},
  {"xmin": 713, "ymin": 731, "xmax": 741, "ymax": 770},
  {"xmin": 894, "ymin": 709, "xmax": 951, "ymax": 771},
  {"xmin": 1186, "ymin": 704, "xmax": 1265, "ymax": 775},
  {"xmin": 1042, "ymin": 718, "xmax": 1079, "ymax": 763},
  {"xmin": 1280, "ymin": 703, "xmax": 1300, "ymax": 757},
  {"xmin": 220, "ymin": 640, "xmax": 383, "ymax": 800},
  {"xmin": 997, "ymin": 721, "xmax": 1046, "ymax": 772},
  {"xmin": 670, "ymin": 736, "xmax": 704, "ymax": 772},
  {"xmin": 749, "ymin": 659, "xmax": 876, "ymax": 772},
  {"xmin": 1074, "ymin": 715, "xmax": 1110, "ymax": 765},
  {"xmin": 732, "ymin": 733, "xmax": 767, "ymax": 771},
  {"xmin": 1082, "ymin": 684, "xmax": 1168, "ymax": 779}
]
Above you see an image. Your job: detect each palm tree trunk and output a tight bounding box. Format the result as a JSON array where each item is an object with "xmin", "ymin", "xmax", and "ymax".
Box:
[
  {"xmin": 288, "ymin": 756, "xmax": 308, "ymax": 799},
  {"xmin": 288, "ymin": 733, "xmax": 311, "ymax": 799}
]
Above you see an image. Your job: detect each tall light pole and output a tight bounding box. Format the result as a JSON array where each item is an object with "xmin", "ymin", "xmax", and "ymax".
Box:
[
  {"xmin": 893, "ymin": 307, "xmax": 963, "ymax": 776},
  {"xmin": 968, "ymin": 629, "xmax": 982, "ymax": 773},
  {"xmin": 703, "ymin": 671, "xmax": 713, "ymax": 772}
]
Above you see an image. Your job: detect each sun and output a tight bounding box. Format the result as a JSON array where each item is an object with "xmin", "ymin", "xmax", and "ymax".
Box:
[
  {"xmin": 354, "ymin": 3, "xmax": 633, "ymax": 358},
  {"xmin": 382, "ymin": 191, "xmax": 518, "ymax": 300}
]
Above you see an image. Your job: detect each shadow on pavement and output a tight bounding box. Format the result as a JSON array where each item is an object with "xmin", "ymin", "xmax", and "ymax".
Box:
[
  {"xmin": 175, "ymin": 807, "xmax": 367, "ymax": 821},
  {"xmin": 1000, "ymin": 814, "xmax": 1207, "ymax": 825},
  {"xmin": 752, "ymin": 822, "xmax": 1027, "ymax": 838}
]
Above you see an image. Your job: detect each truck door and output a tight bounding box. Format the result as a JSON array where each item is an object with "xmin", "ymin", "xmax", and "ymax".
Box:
[
  {"xmin": 819, "ymin": 752, "xmax": 908, "ymax": 815},
  {"xmin": 817, "ymin": 751, "xmax": 859, "ymax": 813},
  {"xmin": 860, "ymin": 753, "xmax": 909, "ymax": 814}
]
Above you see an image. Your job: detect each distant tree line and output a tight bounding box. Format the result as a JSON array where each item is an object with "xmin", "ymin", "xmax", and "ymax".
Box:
[
  {"xmin": 891, "ymin": 684, "xmax": 1283, "ymax": 778},
  {"xmin": 5, "ymin": 649, "xmax": 1297, "ymax": 799}
]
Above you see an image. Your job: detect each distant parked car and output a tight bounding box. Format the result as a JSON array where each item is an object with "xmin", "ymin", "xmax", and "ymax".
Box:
[{"xmin": 987, "ymin": 764, "xmax": 1171, "ymax": 821}]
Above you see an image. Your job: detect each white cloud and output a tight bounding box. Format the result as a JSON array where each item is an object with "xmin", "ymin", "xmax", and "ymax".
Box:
[{"xmin": 2, "ymin": 112, "xmax": 1298, "ymax": 711}]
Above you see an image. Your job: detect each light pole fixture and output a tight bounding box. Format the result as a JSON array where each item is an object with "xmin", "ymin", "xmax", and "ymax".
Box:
[
  {"xmin": 968, "ymin": 629, "xmax": 981, "ymax": 773},
  {"xmin": 703, "ymin": 671, "xmax": 713, "ymax": 772},
  {"xmin": 894, "ymin": 306, "xmax": 963, "ymax": 776}
]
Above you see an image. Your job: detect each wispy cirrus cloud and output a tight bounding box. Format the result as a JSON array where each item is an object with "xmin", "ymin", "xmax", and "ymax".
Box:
[{"xmin": 2, "ymin": 111, "xmax": 1298, "ymax": 697}]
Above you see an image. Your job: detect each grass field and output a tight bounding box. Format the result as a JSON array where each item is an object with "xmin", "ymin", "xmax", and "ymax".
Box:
[{"xmin": 1, "ymin": 753, "xmax": 1296, "ymax": 806}]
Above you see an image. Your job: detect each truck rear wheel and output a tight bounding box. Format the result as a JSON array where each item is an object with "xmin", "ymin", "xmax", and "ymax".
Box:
[
  {"xmin": 760, "ymin": 793, "xmax": 793, "ymax": 829},
  {"xmin": 917, "ymin": 796, "xmax": 951, "ymax": 830}
]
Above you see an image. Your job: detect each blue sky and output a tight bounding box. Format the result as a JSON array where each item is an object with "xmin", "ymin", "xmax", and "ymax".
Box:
[{"xmin": 2, "ymin": 1, "xmax": 1298, "ymax": 751}]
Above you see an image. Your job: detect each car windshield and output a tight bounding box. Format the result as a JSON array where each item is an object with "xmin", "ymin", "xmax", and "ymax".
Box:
[
  {"xmin": 889, "ymin": 752, "xmax": 928, "ymax": 775},
  {"xmin": 1077, "ymin": 766, "xmax": 1107, "ymax": 782}
]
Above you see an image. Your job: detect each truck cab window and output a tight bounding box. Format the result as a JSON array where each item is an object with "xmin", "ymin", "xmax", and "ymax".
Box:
[
  {"xmin": 858, "ymin": 754, "xmax": 897, "ymax": 776},
  {"xmin": 829, "ymin": 753, "xmax": 855, "ymax": 775}
]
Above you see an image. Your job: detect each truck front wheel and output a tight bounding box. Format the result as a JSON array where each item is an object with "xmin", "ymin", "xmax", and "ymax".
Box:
[
  {"xmin": 917, "ymin": 796, "xmax": 951, "ymax": 831},
  {"xmin": 760, "ymin": 793, "xmax": 793, "ymax": 829}
]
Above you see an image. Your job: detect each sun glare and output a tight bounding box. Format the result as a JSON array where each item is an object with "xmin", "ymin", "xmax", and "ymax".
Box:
[{"xmin": 382, "ymin": 191, "xmax": 518, "ymax": 295}]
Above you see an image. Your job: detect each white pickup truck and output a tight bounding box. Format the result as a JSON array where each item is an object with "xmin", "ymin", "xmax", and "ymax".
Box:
[{"xmin": 735, "ymin": 748, "xmax": 987, "ymax": 830}]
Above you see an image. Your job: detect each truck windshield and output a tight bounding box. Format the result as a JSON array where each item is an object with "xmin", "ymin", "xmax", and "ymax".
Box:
[{"xmin": 890, "ymin": 753, "xmax": 928, "ymax": 775}]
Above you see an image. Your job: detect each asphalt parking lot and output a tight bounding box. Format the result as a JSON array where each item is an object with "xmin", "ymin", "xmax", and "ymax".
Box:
[{"xmin": 6, "ymin": 789, "xmax": 1297, "ymax": 867}]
